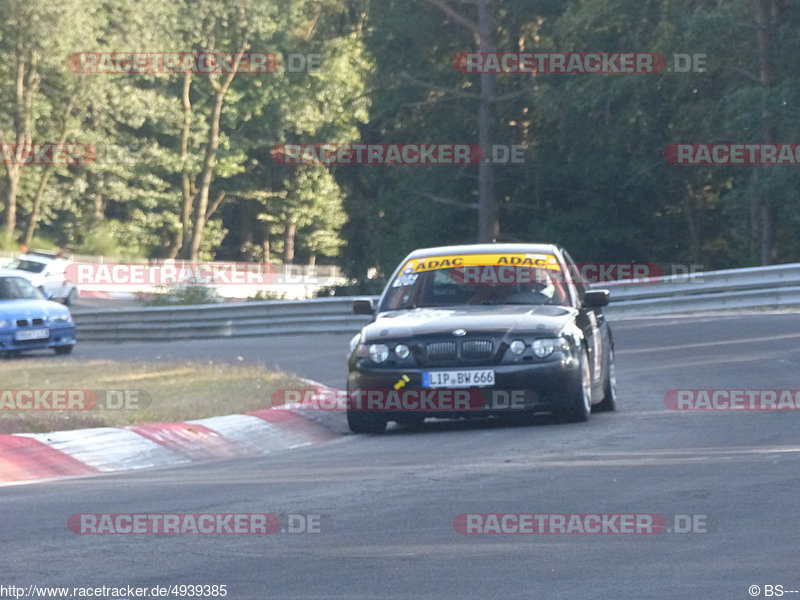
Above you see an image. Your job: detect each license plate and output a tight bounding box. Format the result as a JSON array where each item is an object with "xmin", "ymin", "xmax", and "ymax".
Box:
[
  {"xmin": 423, "ymin": 369, "xmax": 495, "ymax": 388},
  {"xmin": 15, "ymin": 328, "xmax": 49, "ymax": 341}
]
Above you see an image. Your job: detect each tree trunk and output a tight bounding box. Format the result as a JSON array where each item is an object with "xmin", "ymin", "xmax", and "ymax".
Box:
[
  {"xmin": 284, "ymin": 222, "xmax": 297, "ymax": 263},
  {"xmin": 476, "ymin": 0, "xmax": 498, "ymax": 242},
  {"xmin": 189, "ymin": 92, "xmax": 223, "ymax": 260},
  {"xmin": 175, "ymin": 71, "xmax": 194, "ymax": 259},
  {"xmin": 682, "ymin": 194, "xmax": 701, "ymax": 265},
  {"xmin": 422, "ymin": 0, "xmax": 499, "ymax": 241},
  {"xmin": 23, "ymin": 167, "xmax": 49, "ymax": 246},
  {"xmin": 24, "ymin": 96, "xmax": 75, "ymax": 245},
  {"xmin": 3, "ymin": 169, "xmax": 20, "ymax": 242},
  {"xmin": 240, "ymin": 204, "xmax": 253, "ymax": 260},
  {"xmin": 753, "ymin": 0, "xmax": 777, "ymax": 264},
  {"xmin": 188, "ymin": 51, "xmax": 245, "ymax": 261},
  {"xmin": 2, "ymin": 47, "xmax": 36, "ymax": 242},
  {"xmin": 93, "ymin": 190, "xmax": 105, "ymax": 222}
]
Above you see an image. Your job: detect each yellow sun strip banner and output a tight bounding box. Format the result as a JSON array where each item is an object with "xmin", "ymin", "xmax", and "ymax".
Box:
[{"xmin": 400, "ymin": 253, "xmax": 561, "ymax": 274}]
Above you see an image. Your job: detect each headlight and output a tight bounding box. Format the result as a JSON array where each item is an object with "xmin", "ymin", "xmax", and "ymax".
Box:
[
  {"xmin": 394, "ymin": 344, "xmax": 410, "ymax": 359},
  {"xmin": 50, "ymin": 314, "xmax": 72, "ymax": 324},
  {"xmin": 0, "ymin": 319, "xmax": 9, "ymax": 329},
  {"xmin": 532, "ymin": 338, "xmax": 561, "ymax": 358},
  {"xmin": 509, "ymin": 340, "xmax": 526, "ymax": 355},
  {"xmin": 368, "ymin": 344, "xmax": 390, "ymax": 364}
]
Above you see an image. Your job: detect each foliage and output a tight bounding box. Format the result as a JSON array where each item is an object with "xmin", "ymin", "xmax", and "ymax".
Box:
[
  {"xmin": 1, "ymin": 0, "xmax": 799, "ymax": 280},
  {"xmin": 144, "ymin": 284, "xmax": 221, "ymax": 306}
]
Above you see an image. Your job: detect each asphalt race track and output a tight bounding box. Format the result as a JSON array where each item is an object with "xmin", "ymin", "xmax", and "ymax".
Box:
[{"xmin": 2, "ymin": 313, "xmax": 800, "ymax": 599}]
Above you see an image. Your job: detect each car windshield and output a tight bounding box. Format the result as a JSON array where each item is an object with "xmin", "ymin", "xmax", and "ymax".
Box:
[
  {"xmin": 379, "ymin": 254, "xmax": 570, "ymax": 311},
  {"xmin": 6, "ymin": 259, "xmax": 47, "ymax": 273},
  {"xmin": 0, "ymin": 276, "xmax": 44, "ymax": 300}
]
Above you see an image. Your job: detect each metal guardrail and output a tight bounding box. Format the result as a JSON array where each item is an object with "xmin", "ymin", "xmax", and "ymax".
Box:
[
  {"xmin": 602, "ymin": 263, "xmax": 800, "ymax": 317},
  {"xmin": 71, "ymin": 263, "xmax": 800, "ymax": 341},
  {"xmin": 73, "ymin": 297, "xmax": 371, "ymax": 342}
]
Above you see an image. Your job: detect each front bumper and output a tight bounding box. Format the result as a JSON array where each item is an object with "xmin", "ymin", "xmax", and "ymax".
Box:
[
  {"xmin": 348, "ymin": 358, "xmax": 581, "ymax": 420},
  {"xmin": 0, "ymin": 323, "xmax": 77, "ymax": 353}
]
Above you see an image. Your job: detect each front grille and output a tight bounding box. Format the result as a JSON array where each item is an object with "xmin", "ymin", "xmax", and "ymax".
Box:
[
  {"xmin": 461, "ymin": 339, "xmax": 493, "ymax": 359},
  {"xmin": 427, "ymin": 341, "xmax": 457, "ymax": 360},
  {"xmin": 424, "ymin": 339, "xmax": 495, "ymax": 362},
  {"xmin": 16, "ymin": 337, "xmax": 51, "ymax": 346},
  {"xmin": 14, "ymin": 318, "xmax": 46, "ymax": 328}
]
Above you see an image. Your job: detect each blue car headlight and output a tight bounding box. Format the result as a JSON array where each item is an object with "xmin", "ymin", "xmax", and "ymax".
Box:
[
  {"xmin": 49, "ymin": 314, "xmax": 72, "ymax": 324},
  {"xmin": 0, "ymin": 318, "xmax": 9, "ymax": 329}
]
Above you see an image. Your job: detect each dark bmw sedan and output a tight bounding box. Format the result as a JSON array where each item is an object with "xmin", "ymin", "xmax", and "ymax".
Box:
[{"xmin": 346, "ymin": 244, "xmax": 616, "ymax": 433}]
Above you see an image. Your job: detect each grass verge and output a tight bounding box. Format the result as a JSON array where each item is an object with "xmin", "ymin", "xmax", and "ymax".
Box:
[{"xmin": 0, "ymin": 359, "xmax": 305, "ymax": 434}]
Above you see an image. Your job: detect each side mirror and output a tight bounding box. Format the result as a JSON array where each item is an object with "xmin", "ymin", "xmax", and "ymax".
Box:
[
  {"xmin": 353, "ymin": 299, "xmax": 375, "ymax": 315},
  {"xmin": 583, "ymin": 289, "xmax": 610, "ymax": 308}
]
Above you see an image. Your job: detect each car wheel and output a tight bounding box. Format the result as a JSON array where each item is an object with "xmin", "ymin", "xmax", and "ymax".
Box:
[
  {"xmin": 55, "ymin": 345, "xmax": 74, "ymax": 356},
  {"xmin": 593, "ymin": 347, "xmax": 617, "ymax": 412},
  {"xmin": 557, "ymin": 345, "xmax": 591, "ymax": 423},
  {"xmin": 64, "ymin": 288, "xmax": 78, "ymax": 306}
]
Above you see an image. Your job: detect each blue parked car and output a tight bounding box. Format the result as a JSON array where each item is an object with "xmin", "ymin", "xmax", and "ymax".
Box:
[{"xmin": 0, "ymin": 273, "xmax": 76, "ymax": 357}]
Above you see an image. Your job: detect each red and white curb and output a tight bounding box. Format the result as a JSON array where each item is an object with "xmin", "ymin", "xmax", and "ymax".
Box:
[{"xmin": 0, "ymin": 401, "xmax": 338, "ymax": 485}]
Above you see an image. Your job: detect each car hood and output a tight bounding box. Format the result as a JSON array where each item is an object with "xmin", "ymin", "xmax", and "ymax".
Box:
[
  {"xmin": 0, "ymin": 299, "xmax": 71, "ymax": 321},
  {"xmin": 362, "ymin": 304, "xmax": 577, "ymax": 341}
]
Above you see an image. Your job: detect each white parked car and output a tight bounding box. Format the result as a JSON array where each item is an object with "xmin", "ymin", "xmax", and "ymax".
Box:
[{"xmin": 2, "ymin": 251, "xmax": 79, "ymax": 306}]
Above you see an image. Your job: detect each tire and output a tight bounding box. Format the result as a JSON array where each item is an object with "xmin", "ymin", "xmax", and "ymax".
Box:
[
  {"xmin": 64, "ymin": 288, "xmax": 78, "ymax": 306},
  {"xmin": 557, "ymin": 346, "xmax": 591, "ymax": 423},
  {"xmin": 55, "ymin": 345, "xmax": 74, "ymax": 356},
  {"xmin": 593, "ymin": 347, "xmax": 617, "ymax": 413},
  {"xmin": 347, "ymin": 405, "xmax": 387, "ymax": 434}
]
